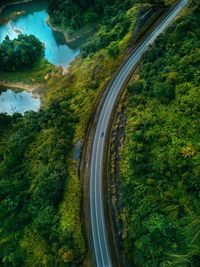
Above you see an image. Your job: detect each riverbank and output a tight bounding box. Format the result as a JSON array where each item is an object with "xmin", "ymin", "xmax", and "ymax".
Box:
[
  {"xmin": 0, "ymin": 59, "xmax": 55, "ymax": 101},
  {"xmin": 0, "ymin": 0, "xmax": 33, "ymax": 14},
  {"xmin": 46, "ymin": 15, "xmax": 98, "ymax": 45},
  {"xmin": 0, "ymin": 0, "xmax": 91, "ymax": 45},
  {"xmin": 0, "ymin": 81, "xmax": 44, "ymax": 98},
  {"xmin": 0, "ymin": 3, "xmax": 139, "ymax": 266}
]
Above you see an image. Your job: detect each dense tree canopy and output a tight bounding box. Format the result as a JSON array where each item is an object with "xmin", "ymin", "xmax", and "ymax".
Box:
[
  {"xmin": 0, "ymin": 98, "xmax": 85, "ymax": 266},
  {"xmin": 47, "ymin": 0, "xmax": 167, "ymax": 31},
  {"xmin": 48, "ymin": 0, "xmax": 116, "ymax": 29},
  {"xmin": 0, "ymin": 1, "xmax": 138, "ymax": 266},
  {"xmin": 0, "ymin": 0, "xmax": 197, "ymax": 266},
  {"xmin": 0, "ymin": 34, "xmax": 44, "ymax": 72},
  {"xmin": 81, "ymin": 5, "xmax": 131, "ymax": 57},
  {"xmin": 121, "ymin": 3, "xmax": 200, "ymax": 266}
]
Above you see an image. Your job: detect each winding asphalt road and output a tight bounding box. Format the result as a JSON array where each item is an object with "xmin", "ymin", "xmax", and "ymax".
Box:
[{"xmin": 89, "ymin": 1, "xmax": 188, "ymax": 266}]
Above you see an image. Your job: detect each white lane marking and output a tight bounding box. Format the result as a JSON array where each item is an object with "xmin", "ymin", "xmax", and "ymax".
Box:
[
  {"xmin": 95, "ymin": 135, "xmax": 106, "ymax": 266},
  {"xmin": 90, "ymin": 137, "xmax": 101, "ymax": 264},
  {"xmin": 89, "ymin": 1, "xmax": 188, "ymax": 266}
]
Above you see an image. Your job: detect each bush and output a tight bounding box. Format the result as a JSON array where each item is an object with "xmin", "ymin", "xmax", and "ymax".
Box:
[
  {"xmin": 121, "ymin": 4, "xmax": 200, "ymax": 266},
  {"xmin": 0, "ymin": 34, "xmax": 44, "ymax": 71}
]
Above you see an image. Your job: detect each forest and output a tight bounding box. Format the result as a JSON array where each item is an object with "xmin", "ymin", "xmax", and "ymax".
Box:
[
  {"xmin": 0, "ymin": 0, "xmax": 138, "ymax": 266},
  {"xmin": 120, "ymin": 1, "xmax": 200, "ymax": 266},
  {"xmin": 47, "ymin": 0, "xmax": 168, "ymax": 32},
  {"xmin": 0, "ymin": 34, "xmax": 43, "ymax": 71},
  {"xmin": 0, "ymin": 0, "xmax": 198, "ymax": 266},
  {"xmin": 0, "ymin": 98, "xmax": 86, "ymax": 266}
]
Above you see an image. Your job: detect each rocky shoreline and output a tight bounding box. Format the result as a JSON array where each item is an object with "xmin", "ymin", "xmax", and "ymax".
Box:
[
  {"xmin": 46, "ymin": 15, "xmax": 95, "ymax": 45},
  {"xmin": 0, "ymin": 0, "xmax": 94, "ymax": 46},
  {"xmin": 0, "ymin": 0, "xmax": 33, "ymax": 14},
  {"xmin": 45, "ymin": 16, "xmax": 72, "ymax": 42}
]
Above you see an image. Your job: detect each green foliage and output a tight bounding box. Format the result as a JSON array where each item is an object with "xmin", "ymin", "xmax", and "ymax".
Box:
[
  {"xmin": 0, "ymin": 34, "xmax": 44, "ymax": 72},
  {"xmin": 47, "ymin": 0, "xmax": 133, "ymax": 31},
  {"xmin": 81, "ymin": 10, "xmax": 131, "ymax": 57},
  {"xmin": 121, "ymin": 4, "xmax": 200, "ymax": 266},
  {"xmin": 0, "ymin": 98, "xmax": 85, "ymax": 266},
  {"xmin": 0, "ymin": 2, "xmax": 138, "ymax": 265},
  {"xmin": 47, "ymin": 0, "xmax": 167, "ymax": 32}
]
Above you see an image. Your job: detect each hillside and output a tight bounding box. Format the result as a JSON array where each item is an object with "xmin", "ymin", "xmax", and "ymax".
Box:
[
  {"xmin": 120, "ymin": 1, "xmax": 200, "ymax": 266},
  {"xmin": 46, "ymin": 0, "xmax": 172, "ymax": 34},
  {"xmin": 0, "ymin": 0, "xmax": 197, "ymax": 266},
  {"xmin": 0, "ymin": 0, "xmax": 139, "ymax": 266}
]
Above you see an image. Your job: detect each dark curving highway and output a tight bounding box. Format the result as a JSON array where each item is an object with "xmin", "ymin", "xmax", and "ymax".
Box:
[{"xmin": 89, "ymin": 1, "xmax": 188, "ymax": 266}]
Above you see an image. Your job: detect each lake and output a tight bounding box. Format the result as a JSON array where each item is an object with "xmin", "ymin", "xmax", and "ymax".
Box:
[
  {"xmin": 0, "ymin": 89, "xmax": 40, "ymax": 115},
  {"xmin": 0, "ymin": 0, "xmax": 80, "ymax": 66}
]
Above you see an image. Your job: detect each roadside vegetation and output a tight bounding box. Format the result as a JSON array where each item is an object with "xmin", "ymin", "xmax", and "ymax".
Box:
[
  {"xmin": 46, "ymin": 0, "xmax": 170, "ymax": 38},
  {"xmin": 0, "ymin": 1, "xmax": 139, "ymax": 266},
  {"xmin": 0, "ymin": 104, "xmax": 84, "ymax": 266},
  {"xmin": 0, "ymin": 0, "xmax": 194, "ymax": 266},
  {"xmin": 47, "ymin": 0, "xmax": 133, "ymax": 33},
  {"xmin": 120, "ymin": 1, "xmax": 200, "ymax": 266}
]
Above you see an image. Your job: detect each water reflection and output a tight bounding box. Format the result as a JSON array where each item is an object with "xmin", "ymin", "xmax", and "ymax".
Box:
[
  {"xmin": 0, "ymin": 89, "xmax": 40, "ymax": 115},
  {"xmin": 0, "ymin": 0, "xmax": 80, "ymax": 66}
]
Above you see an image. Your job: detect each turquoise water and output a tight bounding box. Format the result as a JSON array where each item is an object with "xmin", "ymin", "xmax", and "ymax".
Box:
[
  {"xmin": 0, "ymin": 89, "xmax": 40, "ymax": 115},
  {"xmin": 0, "ymin": 0, "xmax": 80, "ymax": 66}
]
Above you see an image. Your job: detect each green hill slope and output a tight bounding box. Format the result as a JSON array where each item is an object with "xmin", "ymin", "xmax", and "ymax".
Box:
[
  {"xmin": 120, "ymin": 2, "xmax": 200, "ymax": 266},
  {"xmin": 0, "ymin": 1, "xmax": 138, "ymax": 266}
]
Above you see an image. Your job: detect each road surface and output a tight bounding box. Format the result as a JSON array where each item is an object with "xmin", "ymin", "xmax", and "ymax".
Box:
[{"xmin": 89, "ymin": 1, "xmax": 188, "ymax": 266}]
